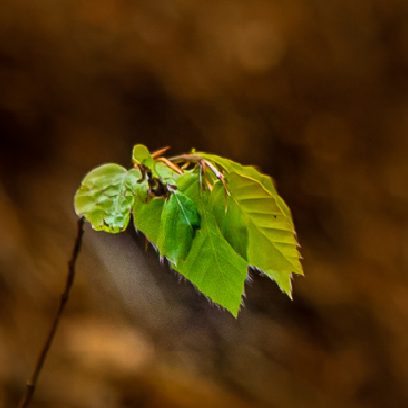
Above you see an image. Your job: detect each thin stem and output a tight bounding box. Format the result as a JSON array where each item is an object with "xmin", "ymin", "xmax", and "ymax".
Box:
[{"xmin": 19, "ymin": 217, "xmax": 85, "ymax": 408}]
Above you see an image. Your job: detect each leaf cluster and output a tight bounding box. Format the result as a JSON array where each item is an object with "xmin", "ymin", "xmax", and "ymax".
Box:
[{"xmin": 74, "ymin": 145, "xmax": 303, "ymax": 316}]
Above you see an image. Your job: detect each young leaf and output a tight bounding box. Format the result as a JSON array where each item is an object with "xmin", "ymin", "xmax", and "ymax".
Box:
[
  {"xmin": 225, "ymin": 171, "xmax": 302, "ymax": 295},
  {"xmin": 248, "ymin": 223, "xmax": 293, "ymax": 296},
  {"xmin": 74, "ymin": 163, "xmax": 145, "ymax": 233},
  {"xmin": 132, "ymin": 144, "xmax": 156, "ymax": 175},
  {"xmin": 210, "ymin": 181, "xmax": 248, "ymax": 260},
  {"xmin": 157, "ymin": 192, "xmax": 200, "ymax": 265},
  {"xmin": 74, "ymin": 145, "xmax": 303, "ymax": 317},
  {"xmin": 155, "ymin": 161, "xmax": 178, "ymax": 184},
  {"xmin": 133, "ymin": 196, "xmax": 165, "ymax": 243},
  {"xmin": 176, "ymin": 170, "xmax": 202, "ymax": 203},
  {"xmin": 193, "ymin": 152, "xmax": 303, "ymax": 293},
  {"xmin": 176, "ymin": 195, "xmax": 248, "ymax": 317},
  {"xmin": 132, "ymin": 144, "xmax": 152, "ymax": 165},
  {"xmin": 198, "ymin": 154, "xmax": 301, "ymax": 257}
]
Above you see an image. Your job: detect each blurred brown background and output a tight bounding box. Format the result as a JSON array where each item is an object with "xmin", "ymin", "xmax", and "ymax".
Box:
[{"xmin": 0, "ymin": 0, "xmax": 407, "ymax": 407}]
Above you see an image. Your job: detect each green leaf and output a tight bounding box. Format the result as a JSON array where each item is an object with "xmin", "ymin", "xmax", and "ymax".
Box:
[
  {"xmin": 176, "ymin": 195, "xmax": 248, "ymax": 317},
  {"xmin": 157, "ymin": 192, "xmax": 200, "ymax": 265},
  {"xmin": 197, "ymin": 152, "xmax": 278, "ymax": 195},
  {"xmin": 74, "ymin": 163, "xmax": 145, "ymax": 233},
  {"xmin": 133, "ymin": 188, "xmax": 200, "ymax": 265},
  {"xmin": 132, "ymin": 144, "xmax": 151, "ymax": 164},
  {"xmin": 75, "ymin": 146, "xmax": 303, "ymax": 317},
  {"xmin": 197, "ymin": 153, "xmax": 302, "ymax": 268},
  {"xmin": 248, "ymin": 223, "xmax": 293, "ymax": 296},
  {"xmin": 226, "ymin": 171, "xmax": 302, "ymax": 296},
  {"xmin": 210, "ymin": 181, "xmax": 248, "ymax": 260},
  {"xmin": 132, "ymin": 143, "xmax": 156, "ymax": 175},
  {"xmin": 133, "ymin": 196, "xmax": 165, "ymax": 244},
  {"xmin": 195, "ymin": 151, "xmax": 297, "ymax": 224},
  {"xmin": 155, "ymin": 161, "xmax": 178, "ymax": 185},
  {"xmin": 176, "ymin": 170, "xmax": 201, "ymax": 203}
]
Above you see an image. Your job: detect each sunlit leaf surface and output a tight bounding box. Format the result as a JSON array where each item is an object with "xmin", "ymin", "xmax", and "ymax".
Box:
[
  {"xmin": 75, "ymin": 145, "xmax": 303, "ymax": 315},
  {"xmin": 74, "ymin": 163, "xmax": 145, "ymax": 233}
]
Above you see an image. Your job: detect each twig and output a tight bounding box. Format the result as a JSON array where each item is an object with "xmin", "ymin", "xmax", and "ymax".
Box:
[{"xmin": 19, "ymin": 217, "xmax": 85, "ymax": 408}]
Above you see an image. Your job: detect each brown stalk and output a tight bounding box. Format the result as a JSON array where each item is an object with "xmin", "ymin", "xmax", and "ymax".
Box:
[{"xmin": 19, "ymin": 217, "xmax": 85, "ymax": 408}]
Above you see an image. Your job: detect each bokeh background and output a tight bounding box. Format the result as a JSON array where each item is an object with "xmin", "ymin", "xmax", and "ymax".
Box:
[{"xmin": 1, "ymin": 0, "xmax": 407, "ymax": 407}]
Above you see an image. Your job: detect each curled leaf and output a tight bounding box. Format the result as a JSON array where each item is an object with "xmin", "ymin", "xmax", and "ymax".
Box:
[{"xmin": 74, "ymin": 163, "xmax": 145, "ymax": 233}]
